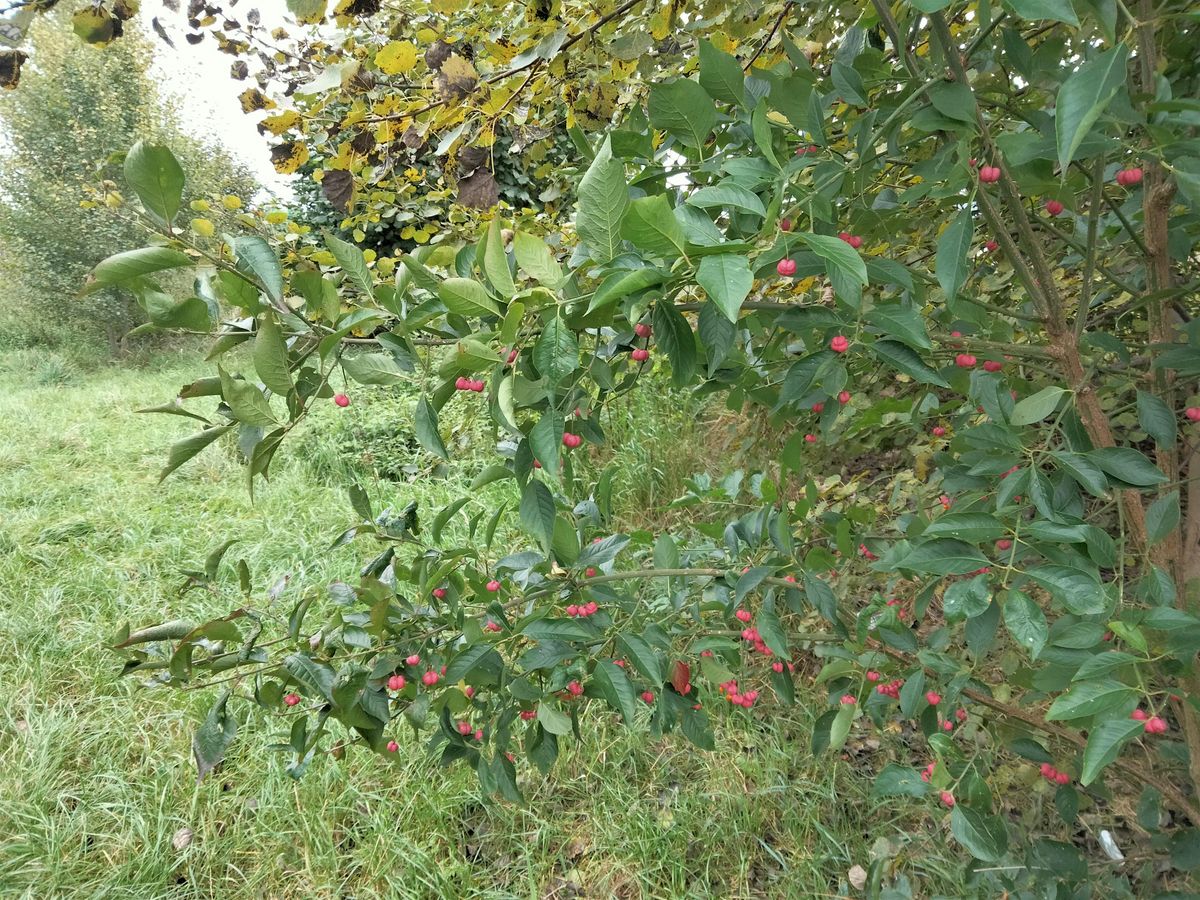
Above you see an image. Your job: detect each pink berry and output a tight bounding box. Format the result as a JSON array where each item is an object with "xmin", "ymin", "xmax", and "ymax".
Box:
[
  {"xmin": 585, "ymin": 601, "xmax": 598, "ymax": 615},
  {"xmin": 567, "ymin": 680, "xmax": 583, "ymax": 697},
  {"xmin": 837, "ymin": 390, "xmax": 851, "ymax": 404},
  {"xmin": 1146, "ymin": 716, "xmax": 1168, "ymax": 734},
  {"xmin": 634, "ymin": 323, "xmax": 652, "ymax": 338},
  {"xmin": 955, "ymin": 353, "xmax": 977, "ymax": 369},
  {"xmin": 812, "ymin": 401, "xmax": 824, "ymax": 413},
  {"xmin": 406, "ymin": 654, "xmax": 420, "ymax": 666},
  {"xmin": 562, "ymin": 433, "xmax": 582, "ymax": 449},
  {"xmin": 978, "ymin": 165, "xmax": 1001, "ymax": 183},
  {"xmin": 735, "ymin": 609, "xmax": 752, "ymax": 623},
  {"xmin": 486, "ymin": 580, "xmax": 501, "ymax": 592},
  {"xmin": 984, "ymin": 240, "xmax": 999, "ymax": 252},
  {"xmin": 950, "ymin": 330, "xmax": 963, "ymax": 338},
  {"xmin": 866, "ymin": 671, "xmax": 881, "ymax": 683},
  {"xmin": 585, "ymin": 567, "xmax": 597, "ymax": 578},
  {"xmin": 432, "ymin": 588, "xmax": 446, "ymax": 599},
  {"xmin": 631, "ymin": 348, "xmax": 649, "ymax": 362},
  {"xmin": 455, "ymin": 377, "xmax": 467, "ymax": 390},
  {"xmin": 474, "ymin": 729, "xmax": 483, "ymax": 741},
  {"xmin": 457, "ymin": 720, "xmax": 472, "ymax": 735},
  {"xmin": 996, "ymin": 539, "xmax": 1012, "ymax": 551},
  {"xmin": 464, "ymin": 686, "xmax": 476, "ymax": 699},
  {"xmin": 1117, "ymin": 167, "xmax": 1143, "ymax": 186},
  {"xmin": 830, "ymin": 335, "xmax": 849, "ymax": 353},
  {"xmin": 804, "ymin": 433, "xmax": 817, "ymax": 443},
  {"xmin": 777, "ymin": 257, "xmax": 797, "ymax": 277},
  {"xmin": 520, "ymin": 709, "xmax": 536, "ymax": 720},
  {"xmin": 422, "ymin": 671, "xmax": 439, "ymax": 686},
  {"xmin": 780, "ymin": 217, "xmax": 793, "ymax": 232},
  {"xmin": 507, "ymin": 348, "xmax": 519, "ymax": 364},
  {"xmin": 484, "ymin": 620, "xmax": 502, "ymax": 632},
  {"xmin": 387, "ymin": 675, "xmax": 406, "ymax": 691},
  {"xmin": 1045, "ymin": 200, "xmax": 1064, "ymax": 216},
  {"xmin": 1184, "ymin": 407, "xmax": 1200, "ymax": 422},
  {"xmin": 1131, "ymin": 708, "xmax": 1148, "ymax": 721},
  {"xmin": 926, "ymin": 691, "xmax": 941, "ymax": 706},
  {"xmin": 772, "ymin": 662, "xmax": 784, "ymax": 673},
  {"xmin": 983, "ymin": 360, "xmax": 1003, "ymax": 372},
  {"xmin": 387, "ymin": 740, "xmax": 399, "ymax": 752},
  {"xmin": 931, "ymin": 426, "xmax": 946, "ymax": 437},
  {"xmin": 472, "ymin": 379, "xmax": 485, "ymax": 392},
  {"xmin": 284, "ymin": 693, "xmax": 301, "ymax": 707},
  {"xmin": 566, "ymin": 604, "xmax": 579, "ymax": 617},
  {"xmin": 333, "ymin": 393, "xmax": 350, "ymax": 407},
  {"xmin": 840, "ymin": 694, "xmax": 856, "ymax": 705},
  {"xmin": 1040, "ymin": 763, "xmax": 1054, "ymax": 777},
  {"xmin": 940, "ymin": 791, "xmax": 955, "ymax": 807},
  {"xmin": 955, "ymin": 708, "xmax": 967, "ymax": 722},
  {"xmin": 641, "ymin": 691, "xmax": 655, "ymax": 703}
]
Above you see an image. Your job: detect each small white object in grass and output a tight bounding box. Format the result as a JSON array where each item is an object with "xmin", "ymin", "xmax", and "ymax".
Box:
[
  {"xmin": 172, "ymin": 827, "xmax": 194, "ymax": 851},
  {"xmin": 1099, "ymin": 830, "xmax": 1125, "ymax": 861},
  {"xmin": 848, "ymin": 864, "xmax": 868, "ymax": 890}
]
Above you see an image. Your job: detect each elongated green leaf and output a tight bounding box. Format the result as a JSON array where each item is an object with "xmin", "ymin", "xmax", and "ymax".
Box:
[
  {"xmin": 648, "ymin": 78, "xmax": 717, "ymax": 147},
  {"xmin": 343, "ymin": 352, "xmax": 405, "ymax": 385},
  {"xmin": 529, "ymin": 414, "xmax": 564, "ymax": 478},
  {"xmin": 253, "ymin": 315, "xmax": 292, "ymax": 395},
  {"xmin": 576, "ymin": 136, "xmax": 628, "ymax": 264},
  {"xmin": 232, "ymin": 236, "xmax": 283, "ymax": 303},
  {"xmin": 866, "ymin": 303, "xmax": 932, "ymax": 350},
  {"xmin": 687, "ymin": 184, "xmax": 766, "ymax": 217},
  {"xmin": 621, "ymin": 195, "xmax": 687, "ymax": 259},
  {"xmin": 592, "ymin": 659, "xmax": 639, "ymax": 725},
  {"xmin": 325, "ymin": 231, "xmax": 375, "ymax": 298},
  {"xmin": 872, "ymin": 340, "xmax": 951, "ymax": 387},
  {"xmin": 533, "ymin": 317, "xmax": 579, "ymax": 388},
  {"xmin": 897, "ymin": 539, "xmax": 990, "ymax": 575},
  {"xmin": 696, "ymin": 254, "xmax": 753, "ymax": 323},
  {"xmin": 1081, "ymin": 718, "xmax": 1145, "ymax": 785},
  {"xmin": 1004, "ymin": 0, "xmax": 1079, "ymax": 25},
  {"xmin": 936, "ymin": 209, "xmax": 973, "ymax": 306},
  {"xmin": 924, "ymin": 513, "xmax": 1005, "ymax": 542},
  {"xmin": 828, "ymin": 701, "xmax": 855, "ymax": 752},
  {"xmin": 1137, "ymin": 391, "xmax": 1176, "ymax": 448},
  {"xmin": 124, "ymin": 141, "xmax": 184, "ymax": 226},
  {"xmin": 520, "ymin": 479, "xmax": 557, "ymax": 549},
  {"xmin": 798, "ymin": 232, "xmax": 868, "ymax": 286},
  {"xmin": 484, "ymin": 218, "xmax": 516, "ymax": 297},
  {"xmin": 439, "ymin": 277, "xmax": 501, "ymax": 317},
  {"xmin": 414, "ymin": 395, "xmax": 449, "ymax": 459},
  {"xmin": 698, "ymin": 39, "xmax": 745, "ymax": 106},
  {"xmin": 1003, "ymin": 590, "xmax": 1048, "ymax": 658},
  {"xmin": 1146, "ymin": 491, "xmax": 1180, "ymax": 546},
  {"xmin": 616, "ymin": 633, "xmax": 665, "ymax": 686},
  {"xmin": 1027, "ymin": 565, "xmax": 1107, "ymax": 615},
  {"xmin": 160, "ymin": 424, "xmax": 234, "ymax": 481},
  {"xmin": 1011, "ymin": 386, "xmax": 1067, "ymax": 426},
  {"xmin": 219, "ymin": 367, "xmax": 277, "ymax": 426},
  {"xmin": 513, "ymin": 231, "xmax": 563, "ymax": 288},
  {"xmin": 1053, "ymin": 451, "xmax": 1109, "ymax": 496},
  {"xmin": 651, "ymin": 301, "xmax": 697, "ymax": 387},
  {"xmin": 951, "ymin": 807, "xmax": 1009, "ymax": 861},
  {"xmin": 85, "ymin": 247, "xmax": 193, "ymax": 292},
  {"xmin": 1055, "ymin": 45, "xmax": 1130, "ymax": 171},
  {"xmin": 1088, "ymin": 448, "xmax": 1166, "ymax": 487},
  {"xmin": 587, "ymin": 268, "xmax": 667, "ymax": 313},
  {"xmin": 537, "ymin": 703, "xmax": 572, "ymax": 735},
  {"xmin": 1046, "ymin": 679, "xmax": 1135, "ymax": 721},
  {"xmin": 193, "ymin": 689, "xmax": 236, "ymax": 783}
]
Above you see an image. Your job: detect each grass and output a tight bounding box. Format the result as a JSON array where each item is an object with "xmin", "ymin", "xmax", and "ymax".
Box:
[{"xmin": 0, "ymin": 349, "xmax": 969, "ymax": 898}]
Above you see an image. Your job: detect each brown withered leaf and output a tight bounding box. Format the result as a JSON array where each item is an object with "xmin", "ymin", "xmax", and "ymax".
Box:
[
  {"xmin": 457, "ymin": 168, "xmax": 498, "ymax": 209},
  {"xmin": 230, "ymin": 60, "xmax": 248, "ymax": 80},
  {"xmin": 150, "ymin": 17, "xmax": 175, "ymax": 47},
  {"xmin": 0, "ymin": 51, "xmax": 27, "ymax": 91},
  {"xmin": 238, "ymin": 87, "xmax": 274, "ymax": 112},
  {"xmin": 402, "ymin": 125, "xmax": 426, "ymax": 151},
  {"xmin": 424, "ymin": 40, "xmax": 452, "ymax": 71},
  {"xmin": 436, "ymin": 53, "xmax": 477, "ymax": 101},
  {"xmin": 334, "ymin": 0, "xmax": 381, "ymax": 15},
  {"xmin": 270, "ymin": 141, "xmax": 309, "ymax": 174},
  {"xmin": 349, "ymin": 130, "xmax": 376, "ymax": 155},
  {"xmin": 457, "ymin": 146, "xmax": 488, "ymax": 173},
  {"xmin": 322, "ymin": 170, "xmax": 355, "ymax": 214}
]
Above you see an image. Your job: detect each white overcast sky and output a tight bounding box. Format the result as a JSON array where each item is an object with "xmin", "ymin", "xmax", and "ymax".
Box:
[{"xmin": 148, "ymin": 8, "xmax": 298, "ymax": 200}]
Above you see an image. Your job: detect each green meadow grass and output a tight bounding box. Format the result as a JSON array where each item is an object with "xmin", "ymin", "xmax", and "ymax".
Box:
[{"xmin": 0, "ymin": 350, "xmax": 966, "ymax": 898}]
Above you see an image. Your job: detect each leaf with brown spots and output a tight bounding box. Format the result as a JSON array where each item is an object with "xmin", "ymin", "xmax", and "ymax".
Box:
[
  {"xmin": 457, "ymin": 168, "xmax": 498, "ymax": 209},
  {"xmin": 322, "ymin": 169, "xmax": 355, "ymax": 214}
]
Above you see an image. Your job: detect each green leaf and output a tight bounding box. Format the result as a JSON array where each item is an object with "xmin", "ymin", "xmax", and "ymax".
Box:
[
  {"xmin": 529, "ymin": 414, "xmax": 564, "ymax": 479},
  {"xmin": 1011, "ymin": 386, "xmax": 1067, "ymax": 426},
  {"xmin": 648, "ymin": 78, "xmax": 717, "ymax": 147},
  {"xmin": 520, "ymin": 480, "xmax": 557, "ymax": 550},
  {"xmin": 537, "ymin": 703, "xmax": 573, "ymax": 736},
  {"xmin": 484, "ymin": 218, "xmax": 516, "ymax": 297},
  {"xmin": 696, "ymin": 254, "xmax": 753, "ymax": 324},
  {"xmin": 951, "ymin": 807, "xmax": 1009, "ymax": 862},
  {"xmin": 343, "ymin": 352, "xmax": 405, "ymax": 385},
  {"xmin": 924, "ymin": 513, "xmax": 1005, "ymax": 542},
  {"xmin": 439, "ymin": 277, "xmax": 500, "ymax": 317},
  {"xmin": 1003, "ymin": 590, "xmax": 1048, "ymax": 659},
  {"xmin": 1027, "ymin": 565, "xmax": 1107, "ymax": 615},
  {"xmin": 85, "ymin": 247, "xmax": 193, "ymax": 292},
  {"xmin": 871, "ymin": 340, "xmax": 951, "ymax": 387},
  {"xmin": 751, "ymin": 100, "xmax": 779, "ymax": 168},
  {"xmin": 1004, "ymin": 0, "xmax": 1079, "ymax": 25},
  {"xmin": 944, "ymin": 574, "xmax": 991, "ymax": 621},
  {"xmin": 253, "ymin": 316, "xmax": 293, "ymax": 396},
  {"xmin": 576, "ymin": 136, "xmax": 629, "ymax": 264},
  {"xmin": 872, "ymin": 763, "xmax": 932, "ymax": 798},
  {"xmin": 936, "ymin": 209, "xmax": 974, "ymax": 306},
  {"xmin": 414, "ymin": 395, "xmax": 449, "ymax": 459},
  {"xmin": 698, "ymin": 39, "xmax": 745, "ymax": 107},
  {"xmin": 687, "ymin": 184, "xmax": 767, "ymax": 217},
  {"xmin": 616, "ymin": 633, "xmax": 666, "ymax": 686},
  {"xmin": 1146, "ymin": 491, "xmax": 1180, "ymax": 546},
  {"xmin": 219, "ymin": 367, "xmax": 277, "ymax": 426},
  {"xmin": 232, "ymin": 236, "xmax": 283, "ymax": 304},
  {"xmin": 534, "ymin": 317, "xmax": 579, "ymax": 389},
  {"xmin": 897, "ymin": 539, "xmax": 990, "ymax": 575},
  {"xmin": 1053, "ymin": 451, "xmax": 1109, "ymax": 496},
  {"xmin": 1055, "ymin": 45, "xmax": 1130, "ymax": 172},
  {"xmin": 756, "ymin": 607, "xmax": 789, "ymax": 657},
  {"xmin": 324, "ymin": 231, "xmax": 375, "ymax": 298},
  {"xmin": 652, "ymin": 301, "xmax": 697, "ymax": 387},
  {"xmin": 124, "ymin": 141, "xmax": 184, "ymax": 226},
  {"xmin": 193, "ymin": 689, "xmax": 236, "ymax": 783},
  {"xmin": 284, "ymin": 653, "xmax": 335, "ymax": 700},
  {"xmin": 443, "ymin": 645, "xmax": 504, "ymax": 685},
  {"xmin": 592, "ymin": 660, "xmax": 639, "ymax": 725},
  {"xmin": 1137, "ymin": 391, "xmax": 1177, "ymax": 448},
  {"xmin": 587, "ymin": 268, "xmax": 668, "ymax": 313},
  {"xmin": 513, "ymin": 231, "xmax": 563, "ymax": 288},
  {"xmin": 621, "ymin": 195, "xmax": 687, "ymax": 259},
  {"xmin": 828, "ymin": 701, "xmax": 855, "ymax": 752},
  {"xmin": 866, "ymin": 303, "xmax": 932, "ymax": 350},
  {"xmin": 1046, "ymin": 679, "xmax": 1135, "ymax": 721},
  {"xmin": 160, "ymin": 425, "xmax": 233, "ymax": 481},
  {"xmin": 1080, "ymin": 718, "xmax": 1145, "ymax": 786},
  {"xmin": 929, "ymin": 82, "xmax": 977, "ymax": 124},
  {"xmin": 797, "ymin": 232, "xmax": 868, "ymax": 286},
  {"xmin": 1088, "ymin": 448, "xmax": 1166, "ymax": 486}
]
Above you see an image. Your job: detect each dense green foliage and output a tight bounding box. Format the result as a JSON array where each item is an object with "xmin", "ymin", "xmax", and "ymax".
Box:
[{"xmin": 11, "ymin": 0, "xmax": 1200, "ymax": 892}]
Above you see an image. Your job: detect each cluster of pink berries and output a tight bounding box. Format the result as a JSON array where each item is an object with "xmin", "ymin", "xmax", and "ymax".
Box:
[
  {"xmin": 978, "ymin": 164, "xmax": 1001, "ymax": 183},
  {"xmin": 1131, "ymin": 709, "xmax": 1169, "ymax": 733},
  {"xmin": 955, "ymin": 353, "xmax": 976, "ymax": 368},
  {"xmin": 858, "ymin": 544, "xmax": 877, "ymax": 561},
  {"xmin": 456, "ymin": 720, "xmax": 484, "ymax": 741},
  {"xmin": 837, "ymin": 232, "xmax": 863, "ymax": 249},
  {"xmin": 520, "ymin": 709, "xmax": 537, "ymax": 720},
  {"xmin": 840, "ymin": 694, "xmax": 857, "ymax": 705},
  {"xmin": 920, "ymin": 760, "xmax": 937, "ymax": 782},
  {"xmin": 387, "ymin": 674, "xmax": 407, "ymax": 691},
  {"xmin": 566, "ymin": 601, "xmax": 599, "ymax": 617},
  {"xmin": 562, "ymin": 433, "xmax": 583, "ymax": 449},
  {"xmin": 830, "ymin": 335, "xmax": 849, "ymax": 353},
  {"xmin": 1115, "ymin": 167, "xmax": 1143, "ymax": 186},
  {"xmin": 876, "ymin": 678, "xmax": 905, "ymax": 699},
  {"xmin": 566, "ymin": 680, "xmax": 584, "ymax": 697},
  {"xmin": 795, "ymin": 144, "xmax": 819, "ymax": 156},
  {"xmin": 483, "ymin": 620, "xmax": 502, "ymax": 632},
  {"xmin": 422, "ymin": 670, "xmax": 439, "ymax": 686},
  {"xmin": 718, "ymin": 679, "xmax": 759, "ymax": 708},
  {"xmin": 1039, "ymin": 763, "xmax": 1072, "ymax": 786},
  {"xmin": 771, "ymin": 661, "xmax": 796, "ymax": 674},
  {"xmin": 454, "ymin": 376, "xmax": 485, "ymax": 392}
]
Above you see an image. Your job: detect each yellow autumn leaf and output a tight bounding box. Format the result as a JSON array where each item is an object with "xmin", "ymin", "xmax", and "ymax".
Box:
[
  {"xmin": 260, "ymin": 111, "xmax": 302, "ymax": 135},
  {"xmin": 190, "ymin": 199, "xmax": 210, "ymax": 212},
  {"xmin": 270, "ymin": 142, "xmax": 310, "ymax": 174},
  {"xmin": 222, "ymin": 195, "xmax": 243, "ymax": 210},
  {"xmin": 375, "ymin": 41, "xmax": 417, "ymax": 75},
  {"xmin": 352, "ymin": 229, "xmax": 366, "ymax": 242},
  {"xmin": 266, "ymin": 210, "xmax": 288, "ymax": 224},
  {"xmin": 416, "ymin": 28, "xmax": 438, "ymax": 43},
  {"xmin": 190, "ymin": 218, "xmax": 215, "ymax": 237}
]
